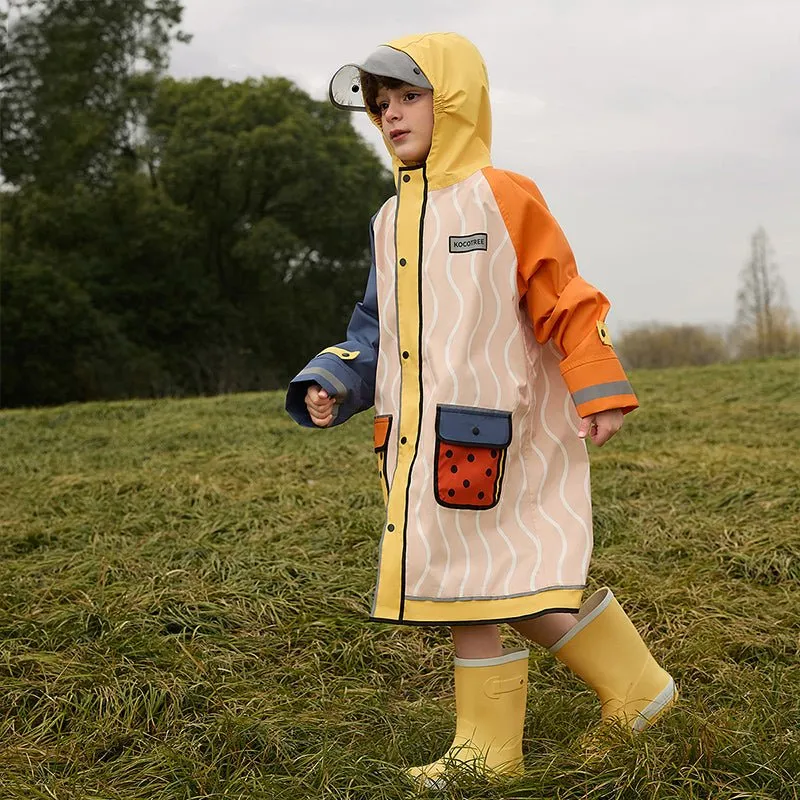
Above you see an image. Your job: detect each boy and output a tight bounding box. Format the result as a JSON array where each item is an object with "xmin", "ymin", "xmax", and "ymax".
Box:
[{"xmin": 286, "ymin": 32, "xmax": 676, "ymax": 787}]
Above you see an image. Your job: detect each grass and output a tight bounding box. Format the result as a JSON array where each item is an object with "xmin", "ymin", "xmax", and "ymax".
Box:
[{"xmin": 0, "ymin": 358, "xmax": 798, "ymax": 800}]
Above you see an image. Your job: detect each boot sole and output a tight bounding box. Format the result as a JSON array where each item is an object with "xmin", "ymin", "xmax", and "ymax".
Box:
[
  {"xmin": 419, "ymin": 766, "xmax": 524, "ymax": 791},
  {"xmin": 409, "ymin": 757, "xmax": 524, "ymax": 790}
]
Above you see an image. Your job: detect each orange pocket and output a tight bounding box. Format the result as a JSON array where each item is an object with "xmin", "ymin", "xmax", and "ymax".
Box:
[
  {"xmin": 433, "ymin": 405, "xmax": 512, "ymax": 510},
  {"xmin": 373, "ymin": 414, "xmax": 392, "ymax": 504}
]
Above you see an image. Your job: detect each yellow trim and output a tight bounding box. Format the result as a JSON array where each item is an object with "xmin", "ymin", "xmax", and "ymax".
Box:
[
  {"xmin": 316, "ymin": 346, "xmax": 360, "ymax": 360},
  {"xmin": 372, "ymin": 167, "xmax": 426, "ymax": 620},
  {"xmin": 394, "ymin": 588, "xmax": 584, "ymax": 624}
]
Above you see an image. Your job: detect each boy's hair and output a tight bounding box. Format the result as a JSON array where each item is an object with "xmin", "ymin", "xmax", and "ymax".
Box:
[{"xmin": 360, "ymin": 71, "xmax": 406, "ymax": 116}]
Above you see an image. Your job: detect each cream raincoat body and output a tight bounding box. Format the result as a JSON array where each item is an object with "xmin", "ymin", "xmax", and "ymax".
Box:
[{"xmin": 287, "ymin": 33, "xmax": 639, "ymax": 625}]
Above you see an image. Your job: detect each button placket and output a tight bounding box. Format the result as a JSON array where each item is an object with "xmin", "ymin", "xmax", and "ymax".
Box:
[
  {"xmin": 373, "ymin": 164, "xmax": 425, "ymax": 621},
  {"xmin": 397, "ymin": 172, "xmax": 418, "ymax": 499}
]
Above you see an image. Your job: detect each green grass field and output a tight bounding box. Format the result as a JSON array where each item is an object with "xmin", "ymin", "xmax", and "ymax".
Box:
[{"xmin": 1, "ymin": 359, "xmax": 798, "ymax": 800}]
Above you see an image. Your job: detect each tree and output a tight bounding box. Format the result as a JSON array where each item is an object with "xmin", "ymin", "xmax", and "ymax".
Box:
[
  {"xmin": 1, "ymin": 1, "xmax": 396, "ymax": 407},
  {"xmin": 734, "ymin": 228, "xmax": 798, "ymax": 358},
  {"xmin": 2, "ymin": 71, "xmax": 394, "ymax": 406},
  {"xmin": 1, "ymin": 0, "xmax": 189, "ymax": 189},
  {"xmin": 616, "ymin": 323, "xmax": 729, "ymax": 369},
  {"xmin": 1, "ymin": 179, "xmax": 192, "ymax": 405},
  {"xmin": 0, "ymin": 250, "xmax": 141, "ymax": 405},
  {"xmin": 144, "ymin": 76, "xmax": 394, "ymax": 393}
]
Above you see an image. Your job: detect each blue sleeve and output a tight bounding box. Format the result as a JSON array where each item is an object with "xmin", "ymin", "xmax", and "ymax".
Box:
[{"xmin": 285, "ymin": 218, "xmax": 380, "ymax": 428}]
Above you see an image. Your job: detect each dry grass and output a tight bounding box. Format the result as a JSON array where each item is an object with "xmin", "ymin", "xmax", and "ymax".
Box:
[{"xmin": 0, "ymin": 358, "xmax": 798, "ymax": 799}]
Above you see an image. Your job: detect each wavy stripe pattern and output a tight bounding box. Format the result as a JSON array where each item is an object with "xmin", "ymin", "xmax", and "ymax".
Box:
[{"xmin": 372, "ymin": 171, "xmax": 593, "ymax": 609}]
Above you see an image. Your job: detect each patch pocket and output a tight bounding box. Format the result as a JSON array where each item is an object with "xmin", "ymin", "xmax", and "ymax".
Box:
[
  {"xmin": 373, "ymin": 414, "xmax": 392, "ymax": 504},
  {"xmin": 434, "ymin": 405, "xmax": 512, "ymax": 510}
]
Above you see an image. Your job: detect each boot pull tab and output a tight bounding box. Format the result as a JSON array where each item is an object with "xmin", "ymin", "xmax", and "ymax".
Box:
[{"xmin": 483, "ymin": 675, "xmax": 525, "ymax": 699}]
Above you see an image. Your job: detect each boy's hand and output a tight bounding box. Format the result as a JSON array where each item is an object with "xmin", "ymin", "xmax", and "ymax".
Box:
[
  {"xmin": 305, "ymin": 384, "xmax": 337, "ymax": 427},
  {"xmin": 578, "ymin": 409, "xmax": 623, "ymax": 447}
]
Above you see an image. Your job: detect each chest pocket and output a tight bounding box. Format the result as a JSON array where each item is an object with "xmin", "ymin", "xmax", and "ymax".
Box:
[{"xmin": 433, "ymin": 405, "xmax": 512, "ymax": 510}]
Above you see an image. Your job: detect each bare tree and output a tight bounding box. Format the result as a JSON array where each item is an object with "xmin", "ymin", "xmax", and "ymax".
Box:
[{"xmin": 735, "ymin": 227, "xmax": 796, "ymax": 358}]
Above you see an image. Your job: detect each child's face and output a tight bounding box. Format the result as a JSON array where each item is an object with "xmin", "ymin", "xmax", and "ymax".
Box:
[{"xmin": 376, "ymin": 83, "xmax": 434, "ymax": 164}]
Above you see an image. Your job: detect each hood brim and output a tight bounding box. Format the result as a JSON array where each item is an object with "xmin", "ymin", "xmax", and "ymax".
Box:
[{"xmin": 329, "ymin": 45, "xmax": 432, "ymax": 111}]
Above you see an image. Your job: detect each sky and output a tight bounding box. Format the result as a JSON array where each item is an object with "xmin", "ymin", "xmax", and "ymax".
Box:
[{"xmin": 169, "ymin": 0, "xmax": 800, "ymax": 330}]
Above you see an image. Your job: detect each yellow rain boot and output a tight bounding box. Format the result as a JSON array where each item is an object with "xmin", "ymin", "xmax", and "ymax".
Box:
[
  {"xmin": 550, "ymin": 588, "xmax": 676, "ymax": 731},
  {"xmin": 407, "ymin": 648, "xmax": 529, "ymax": 789}
]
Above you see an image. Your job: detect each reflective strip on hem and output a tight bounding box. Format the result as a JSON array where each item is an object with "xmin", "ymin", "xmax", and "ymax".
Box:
[
  {"xmin": 572, "ymin": 380, "xmax": 633, "ymax": 407},
  {"xmin": 398, "ymin": 587, "xmax": 584, "ymax": 624},
  {"xmin": 407, "ymin": 583, "xmax": 586, "ymax": 602}
]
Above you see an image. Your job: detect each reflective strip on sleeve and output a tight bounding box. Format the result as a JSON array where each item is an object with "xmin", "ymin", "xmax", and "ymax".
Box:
[
  {"xmin": 294, "ymin": 368, "xmax": 348, "ymax": 398},
  {"xmin": 571, "ymin": 380, "xmax": 633, "ymax": 407}
]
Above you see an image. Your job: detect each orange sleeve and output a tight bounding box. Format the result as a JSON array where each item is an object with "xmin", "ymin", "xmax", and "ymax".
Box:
[{"xmin": 484, "ymin": 168, "xmax": 639, "ymax": 417}]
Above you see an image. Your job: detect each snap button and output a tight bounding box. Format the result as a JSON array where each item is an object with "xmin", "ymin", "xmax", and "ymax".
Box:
[
  {"xmin": 472, "ymin": 426, "xmax": 480, "ymax": 435},
  {"xmin": 402, "ymin": 174, "xmax": 410, "ymax": 183},
  {"xmin": 400, "ymin": 436, "xmax": 407, "ymax": 444},
  {"xmin": 402, "ymin": 351, "xmax": 409, "ymax": 359},
  {"xmin": 399, "ymin": 258, "xmax": 407, "ymax": 266},
  {"xmin": 387, "ymin": 523, "xmax": 395, "ymax": 532}
]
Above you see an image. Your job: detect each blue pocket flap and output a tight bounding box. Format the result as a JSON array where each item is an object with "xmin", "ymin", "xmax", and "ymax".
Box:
[{"xmin": 435, "ymin": 404, "xmax": 512, "ymax": 448}]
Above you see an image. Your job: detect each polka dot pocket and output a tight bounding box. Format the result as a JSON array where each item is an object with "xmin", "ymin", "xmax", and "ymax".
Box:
[{"xmin": 433, "ymin": 404, "xmax": 512, "ymax": 510}]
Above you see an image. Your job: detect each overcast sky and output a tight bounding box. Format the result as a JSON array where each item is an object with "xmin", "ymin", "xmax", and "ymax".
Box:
[{"xmin": 169, "ymin": 0, "xmax": 800, "ymax": 329}]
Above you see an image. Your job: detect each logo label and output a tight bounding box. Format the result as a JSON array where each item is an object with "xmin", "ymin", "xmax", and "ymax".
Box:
[{"xmin": 449, "ymin": 233, "xmax": 488, "ymax": 253}]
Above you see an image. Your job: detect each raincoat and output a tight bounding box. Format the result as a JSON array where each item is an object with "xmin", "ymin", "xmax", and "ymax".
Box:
[{"xmin": 286, "ymin": 32, "xmax": 638, "ymax": 626}]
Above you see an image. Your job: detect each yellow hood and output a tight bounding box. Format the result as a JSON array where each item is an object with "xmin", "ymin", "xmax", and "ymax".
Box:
[{"xmin": 367, "ymin": 32, "xmax": 493, "ymax": 192}]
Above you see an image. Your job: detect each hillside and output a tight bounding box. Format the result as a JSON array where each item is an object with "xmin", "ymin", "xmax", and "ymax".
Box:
[{"xmin": 0, "ymin": 359, "xmax": 798, "ymax": 799}]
